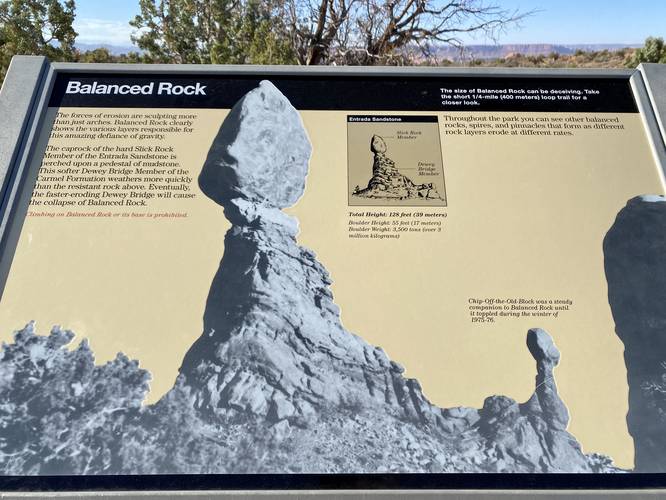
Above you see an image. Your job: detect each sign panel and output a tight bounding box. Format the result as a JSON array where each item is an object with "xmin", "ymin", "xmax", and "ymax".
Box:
[{"xmin": 0, "ymin": 65, "xmax": 665, "ymax": 487}]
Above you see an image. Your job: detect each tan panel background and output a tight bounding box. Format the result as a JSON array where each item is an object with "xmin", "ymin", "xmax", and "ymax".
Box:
[{"xmin": 0, "ymin": 108, "xmax": 663, "ymax": 470}]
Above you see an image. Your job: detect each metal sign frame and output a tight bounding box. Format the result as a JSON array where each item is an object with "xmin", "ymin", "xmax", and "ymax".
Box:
[{"xmin": 1, "ymin": 57, "xmax": 666, "ymax": 497}]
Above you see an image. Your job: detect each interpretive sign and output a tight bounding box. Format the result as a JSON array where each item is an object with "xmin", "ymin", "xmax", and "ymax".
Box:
[{"xmin": 0, "ymin": 58, "xmax": 666, "ymax": 491}]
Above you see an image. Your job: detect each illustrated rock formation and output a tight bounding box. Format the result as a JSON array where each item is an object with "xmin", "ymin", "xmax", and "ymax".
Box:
[
  {"xmin": 604, "ymin": 195, "xmax": 666, "ymax": 472},
  {"xmin": 352, "ymin": 134, "xmax": 443, "ymax": 201}
]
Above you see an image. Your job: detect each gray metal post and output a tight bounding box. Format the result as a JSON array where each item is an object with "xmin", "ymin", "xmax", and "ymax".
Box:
[{"xmin": 0, "ymin": 56, "xmax": 48, "ymax": 206}]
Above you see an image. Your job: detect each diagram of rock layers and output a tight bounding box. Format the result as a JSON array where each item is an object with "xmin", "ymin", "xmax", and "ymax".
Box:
[{"xmin": 348, "ymin": 114, "xmax": 447, "ymax": 206}]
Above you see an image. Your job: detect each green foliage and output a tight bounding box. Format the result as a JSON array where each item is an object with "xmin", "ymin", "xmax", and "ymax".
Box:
[
  {"xmin": 0, "ymin": 0, "xmax": 76, "ymax": 83},
  {"xmin": 0, "ymin": 0, "xmax": 657, "ymax": 86},
  {"xmin": 130, "ymin": 0, "xmax": 295, "ymax": 64},
  {"xmin": 74, "ymin": 48, "xmax": 143, "ymax": 64},
  {"xmin": 628, "ymin": 36, "xmax": 666, "ymax": 67},
  {"xmin": 75, "ymin": 47, "xmax": 114, "ymax": 63}
]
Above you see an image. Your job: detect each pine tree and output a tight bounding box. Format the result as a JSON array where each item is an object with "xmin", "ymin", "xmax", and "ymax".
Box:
[
  {"xmin": 130, "ymin": 0, "xmax": 295, "ymax": 64},
  {"xmin": 0, "ymin": 0, "xmax": 77, "ymax": 82}
]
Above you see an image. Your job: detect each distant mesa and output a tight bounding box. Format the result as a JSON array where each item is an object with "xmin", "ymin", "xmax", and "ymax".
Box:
[
  {"xmin": 352, "ymin": 134, "xmax": 444, "ymax": 202},
  {"xmin": 433, "ymin": 43, "xmax": 640, "ymax": 62}
]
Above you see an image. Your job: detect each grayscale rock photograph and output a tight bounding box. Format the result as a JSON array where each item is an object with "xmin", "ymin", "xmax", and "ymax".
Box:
[
  {"xmin": 604, "ymin": 195, "xmax": 666, "ymax": 472},
  {"xmin": 0, "ymin": 80, "xmax": 661, "ymax": 475}
]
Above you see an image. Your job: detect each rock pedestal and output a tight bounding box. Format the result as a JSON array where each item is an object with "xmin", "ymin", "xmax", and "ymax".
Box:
[
  {"xmin": 179, "ymin": 81, "xmax": 442, "ymax": 426},
  {"xmin": 353, "ymin": 134, "xmax": 443, "ymax": 201}
]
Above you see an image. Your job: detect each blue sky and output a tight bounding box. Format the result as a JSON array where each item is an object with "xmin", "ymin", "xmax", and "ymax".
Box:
[{"xmin": 73, "ymin": 0, "xmax": 666, "ymax": 47}]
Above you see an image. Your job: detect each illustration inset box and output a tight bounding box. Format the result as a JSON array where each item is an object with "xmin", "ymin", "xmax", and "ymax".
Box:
[{"xmin": 348, "ymin": 115, "xmax": 447, "ymax": 206}]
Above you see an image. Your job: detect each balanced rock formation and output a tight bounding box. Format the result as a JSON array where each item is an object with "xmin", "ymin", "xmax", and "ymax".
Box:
[
  {"xmin": 352, "ymin": 134, "xmax": 443, "ymax": 201},
  {"xmin": 179, "ymin": 80, "xmax": 443, "ymax": 427},
  {"xmin": 169, "ymin": 80, "xmax": 606, "ymax": 472},
  {"xmin": 604, "ymin": 195, "xmax": 666, "ymax": 472}
]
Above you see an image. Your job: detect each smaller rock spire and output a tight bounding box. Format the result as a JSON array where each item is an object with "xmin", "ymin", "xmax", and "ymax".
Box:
[{"xmin": 525, "ymin": 327, "xmax": 569, "ymax": 430}]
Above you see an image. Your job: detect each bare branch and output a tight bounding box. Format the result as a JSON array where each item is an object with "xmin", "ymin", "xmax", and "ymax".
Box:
[{"xmin": 281, "ymin": 0, "xmax": 534, "ymax": 65}]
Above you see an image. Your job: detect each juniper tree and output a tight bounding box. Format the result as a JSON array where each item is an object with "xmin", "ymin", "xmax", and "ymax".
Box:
[
  {"xmin": 0, "ymin": 0, "xmax": 76, "ymax": 81},
  {"xmin": 130, "ymin": 0, "xmax": 296, "ymax": 64}
]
